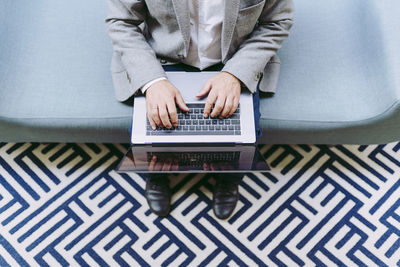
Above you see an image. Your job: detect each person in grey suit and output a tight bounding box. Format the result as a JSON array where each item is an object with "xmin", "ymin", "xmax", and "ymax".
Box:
[{"xmin": 106, "ymin": 0, "xmax": 294, "ymax": 219}]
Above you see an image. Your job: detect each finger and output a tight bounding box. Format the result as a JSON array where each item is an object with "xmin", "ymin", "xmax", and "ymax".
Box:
[
  {"xmin": 210, "ymin": 163, "xmax": 217, "ymax": 171},
  {"xmin": 149, "ymin": 155, "xmax": 157, "ymax": 171},
  {"xmin": 172, "ymin": 160, "xmax": 179, "ymax": 171},
  {"xmin": 196, "ymin": 80, "xmax": 212, "ymax": 98},
  {"xmin": 147, "ymin": 102, "xmax": 158, "ymax": 129},
  {"xmin": 211, "ymin": 94, "xmax": 226, "ymax": 118},
  {"xmin": 154, "ymin": 159, "xmax": 163, "ymax": 171},
  {"xmin": 158, "ymin": 105, "xmax": 172, "ymax": 128},
  {"xmin": 152, "ymin": 111, "xmax": 162, "ymax": 128},
  {"xmin": 220, "ymin": 96, "xmax": 234, "ymax": 118},
  {"xmin": 204, "ymin": 92, "xmax": 217, "ymax": 118},
  {"xmin": 149, "ymin": 105, "xmax": 162, "ymax": 128},
  {"xmin": 167, "ymin": 101, "xmax": 178, "ymax": 127},
  {"xmin": 162, "ymin": 158, "xmax": 172, "ymax": 171},
  {"xmin": 147, "ymin": 110, "xmax": 156, "ymax": 130},
  {"xmin": 203, "ymin": 162, "xmax": 210, "ymax": 171},
  {"xmin": 149, "ymin": 118, "xmax": 156, "ymax": 130},
  {"xmin": 175, "ymin": 92, "xmax": 189, "ymax": 112},
  {"xmin": 228, "ymin": 96, "xmax": 240, "ymax": 117}
]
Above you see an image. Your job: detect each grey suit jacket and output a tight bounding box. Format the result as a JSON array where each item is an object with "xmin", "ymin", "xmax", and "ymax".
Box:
[{"xmin": 106, "ymin": 0, "xmax": 294, "ymax": 101}]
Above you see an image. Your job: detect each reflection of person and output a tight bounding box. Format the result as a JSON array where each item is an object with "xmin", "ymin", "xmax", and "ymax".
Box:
[{"xmin": 106, "ymin": 0, "xmax": 294, "ymax": 218}]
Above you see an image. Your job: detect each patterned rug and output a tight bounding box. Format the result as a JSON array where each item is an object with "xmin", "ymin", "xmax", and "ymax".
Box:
[{"xmin": 0, "ymin": 142, "xmax": 400, "ymax": 266}]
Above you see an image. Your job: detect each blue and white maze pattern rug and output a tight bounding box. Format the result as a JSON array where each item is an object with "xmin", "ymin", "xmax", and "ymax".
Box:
[{"xmin": 0, "ymin": 142, "xmax": 400, "ymax": 266}]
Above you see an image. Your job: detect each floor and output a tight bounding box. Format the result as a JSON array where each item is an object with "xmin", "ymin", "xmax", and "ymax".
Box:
[{"xmin": 0, "ymin": 142, "xmax": 399, "ymax": 266}]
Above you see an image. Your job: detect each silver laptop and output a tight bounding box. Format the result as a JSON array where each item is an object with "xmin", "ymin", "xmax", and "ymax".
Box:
[
  {"xmin": 116, "ymin": 71, "xmax": 270, "ymax": 173},
  {"xmin": 131, "ymin": 72, "xmax": 256, "ymax": 144}
]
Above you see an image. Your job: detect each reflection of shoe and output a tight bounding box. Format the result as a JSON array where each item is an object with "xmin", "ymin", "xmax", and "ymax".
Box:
[
  {"xmin": 145, "ymin": 175, "xmax": 171, "ymax": 217},
  {"xmin": 213, "ymin": 176, "xmax": 239, "ymax": 219}
]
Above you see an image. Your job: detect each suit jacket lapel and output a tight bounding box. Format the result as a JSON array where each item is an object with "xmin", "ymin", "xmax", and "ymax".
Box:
[
  {"xmin": 172, "ymin": 0, "xmax": 239, "ymax": 60},
  {"xmin": 221, "ymin": 0, "xmax": 240, "ymax": 61},
  {"xmin": 172, "ymin": 0, "xmax": 191, "ymax": 56}
]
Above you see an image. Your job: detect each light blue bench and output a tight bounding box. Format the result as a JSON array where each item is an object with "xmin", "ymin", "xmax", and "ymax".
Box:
[{"xmin": 1, "ymin": 0, "xmax": 399, "ymax": 144}]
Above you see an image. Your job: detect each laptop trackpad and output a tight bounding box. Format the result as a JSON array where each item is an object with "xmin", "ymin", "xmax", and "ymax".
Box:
[{"xmin": 116, "ymin": 144, "xmax": 270, "ymax": 173}]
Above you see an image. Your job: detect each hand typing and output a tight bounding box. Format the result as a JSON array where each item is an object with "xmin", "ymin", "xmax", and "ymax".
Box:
[
  {"xmin": 196, "ymin": 71, "xmax": 241, "ymax": 119},
  {"xmin": 145, "ymin": 80, "xmax": 189, "ymax": 130}
]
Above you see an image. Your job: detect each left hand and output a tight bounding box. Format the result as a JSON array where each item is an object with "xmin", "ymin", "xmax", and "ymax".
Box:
[
  {"xmin": 149, "ymin": 155, "xmax": 179, "ymax": 172},
  {"xmin": 196, "ymin": 72, "xmax": 241, "ymax": 119}
]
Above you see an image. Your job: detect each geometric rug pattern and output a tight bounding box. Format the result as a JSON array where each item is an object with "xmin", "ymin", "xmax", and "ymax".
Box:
[{"xmin": 0, "ymin": 142, "xmax": 400, "ymax": 266}]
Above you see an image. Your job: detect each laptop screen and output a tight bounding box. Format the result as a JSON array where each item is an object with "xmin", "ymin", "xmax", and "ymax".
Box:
[{"xmin": 116, "ymin": 144, "xmax": 270, "ymax": 173}]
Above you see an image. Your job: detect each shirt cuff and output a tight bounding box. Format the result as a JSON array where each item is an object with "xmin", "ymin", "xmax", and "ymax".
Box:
[{"xmin": 141, "ymin": 77, "xmax": 167, "ymax": 94}]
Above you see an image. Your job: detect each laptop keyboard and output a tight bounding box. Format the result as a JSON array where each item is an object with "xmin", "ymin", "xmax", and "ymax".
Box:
[{"xmin": 146, "ymin": 103, "xmax": 241, "ymax": 136}]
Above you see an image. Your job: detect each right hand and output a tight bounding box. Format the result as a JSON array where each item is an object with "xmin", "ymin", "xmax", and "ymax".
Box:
[{"xmin": 145, "ymin": 80, "xmax": 189, "ymax": 129}]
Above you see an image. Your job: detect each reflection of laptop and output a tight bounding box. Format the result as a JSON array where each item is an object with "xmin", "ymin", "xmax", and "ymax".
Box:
[
  {"xmin": 116, "ymin": 71, "xmax": 270, "ymax": 173},
  {"xmin": 116, "ymin": 144, "xmax": 269, "ymax": 173}
]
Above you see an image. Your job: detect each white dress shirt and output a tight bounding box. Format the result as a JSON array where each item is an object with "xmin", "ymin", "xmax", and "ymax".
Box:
[{"xmin": 141, "ymin": 0, "xmax": 225, "ymax": 93}]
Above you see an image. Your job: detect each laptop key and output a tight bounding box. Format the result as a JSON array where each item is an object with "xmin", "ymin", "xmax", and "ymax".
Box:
[
  {"xmin": 193, "ymin": 120, "xmax": 198, "ymax": 125},
  {"xmin": 235, "ymin": 125, "xmax": 240, "ymax": 130},
  {"xmin": 199, "ymin": 120, "xmax": 204, "ymax": 125},
  {"xmin": 231, "ymin": 120, "xmax": 240, "ymax": 125},
  {"xmin": 235, "ymin": 131, "xmax": 241, "ymax": 135},
  {"xmin": 190, "ymin": 126, "xmax": 195, "ymax": 131},
  {"xmin": 206, "ymin": 120, "xmax": 211, "ymax": 125},
  {"xmin": 206, "ymin": 131, "xmax": 235, "ymax": 135},
  {"xmin": 218, "ymin": 120, "xmax": 224, "ymax": 125},
  {"xmin": 186, "ymin": 120, "xmax": 192, "ymax": 125},
  {"xmin": 229, "ymin": 126, "xmax": 234, "ymax": 130},
  {"xmin": 196, "ymin": 126, "xmax": 201, "ymax": 131},
  {"xmin": 187, "ymin": 103, "xmax": 203, "ymax": 108}
]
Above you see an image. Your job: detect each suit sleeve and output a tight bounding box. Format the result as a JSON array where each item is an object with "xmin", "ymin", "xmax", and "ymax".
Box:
[
  {"xmin": 222, "ymin": 0, "xmax": 294, "ymax": 93},
  {"xmin": 105, "ymin": 0, "xmax": 167, "ymax": 94}
]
